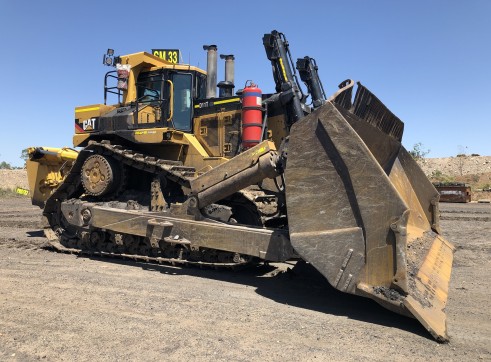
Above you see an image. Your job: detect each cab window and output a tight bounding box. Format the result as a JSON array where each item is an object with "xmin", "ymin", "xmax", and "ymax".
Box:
[
  {"xmin": 136, "ymin": 72, "xmax": 163, "ymax": 102},
  {"xmin": 196, "ymin": 73, "xmax": 207, "ymax": 99}
]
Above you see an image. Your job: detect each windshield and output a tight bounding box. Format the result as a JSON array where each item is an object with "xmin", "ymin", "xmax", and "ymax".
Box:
[
  {"xmin": 137, "ymin": 72, "xmax": 163, "ymax": 102},
  {"xmin": 135, "ymin": 70, "xmax": 193, "ymax": 131}
]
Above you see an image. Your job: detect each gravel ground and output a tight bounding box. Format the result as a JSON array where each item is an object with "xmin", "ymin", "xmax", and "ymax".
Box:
[{"xmin": 0, "ymin": 197, "xmax": 490, "ymax": 361}]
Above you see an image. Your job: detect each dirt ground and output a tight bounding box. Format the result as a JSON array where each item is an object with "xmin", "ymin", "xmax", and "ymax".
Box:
[{"xmin": 0, "ymin": 196, "xmax": 490, "ymax": 361}]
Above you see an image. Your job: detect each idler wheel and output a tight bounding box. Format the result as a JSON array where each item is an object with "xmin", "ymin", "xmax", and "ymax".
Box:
[{"xmin": 81, "ymin": 154, "xmax": 121, "ymax": 196}]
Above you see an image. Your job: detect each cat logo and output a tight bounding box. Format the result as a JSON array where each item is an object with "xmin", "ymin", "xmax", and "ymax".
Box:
[{"xmin": 83, "ymin": 118, "xmax": 97, "ymax": 131}]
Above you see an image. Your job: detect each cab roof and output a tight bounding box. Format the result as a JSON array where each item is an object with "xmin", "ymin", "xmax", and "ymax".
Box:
[{"xmin": 119, "ymin": 52, "xmax": 206, "ymax": 75}]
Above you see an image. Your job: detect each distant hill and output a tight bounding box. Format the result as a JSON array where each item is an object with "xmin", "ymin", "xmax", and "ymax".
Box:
[
  {"xmin": 2, "ymin": 156, "xmax": 490, "ymax": 201},
  {"xmin": 0, "ymin": 169, "xmax": 28, "ymax": 190},
  {"xmin": 417, "ymin": 155, "xmax": 491, "ymax": 201}
]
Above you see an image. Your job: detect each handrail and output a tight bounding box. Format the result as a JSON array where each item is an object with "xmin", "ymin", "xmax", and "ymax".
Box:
[
  {"xmin": 166, "ymin": 79, "xmax": 174, "ymax": 122},
  {"xmin": 104, "ymin": 71, "xmax": 122, "ymax": 105}
]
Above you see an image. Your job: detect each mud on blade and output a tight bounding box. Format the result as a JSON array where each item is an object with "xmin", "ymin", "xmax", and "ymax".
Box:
[{"xmin": 285, "ymin": 93, "xmax": 454, "ymax": 341}]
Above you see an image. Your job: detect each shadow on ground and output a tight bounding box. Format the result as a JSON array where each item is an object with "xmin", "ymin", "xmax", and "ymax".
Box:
[
  {"xmin": 65, "ymin": 250, "xmax": 430, "ymax": 340},
  {"xmin": 27, "ymin": 230, "xmax": 45, "ymax": 238}
]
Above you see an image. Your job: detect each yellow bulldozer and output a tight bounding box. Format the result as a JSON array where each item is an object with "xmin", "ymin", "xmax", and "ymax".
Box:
[{"xmin": 26, "ymin": 30, "xmax": 454, "ymax": 341}]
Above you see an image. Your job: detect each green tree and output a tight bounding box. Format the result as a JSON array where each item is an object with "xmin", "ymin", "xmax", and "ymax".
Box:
[
  {"xmin": 0, "ymin": 161, "xmax": 12, "ymax": 169},
  {"xmin": 20, "ymin": 148, "xmax": 29, "ymax": 162},
  {"xmin": 409, "ymin": 142, "xmax": 430, "ymax": 160}
]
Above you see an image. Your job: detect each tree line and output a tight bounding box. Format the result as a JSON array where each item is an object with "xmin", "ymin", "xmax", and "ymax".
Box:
[{"xmin": 0, "ymin": 149, "xmax": 28, "ymax": 169}]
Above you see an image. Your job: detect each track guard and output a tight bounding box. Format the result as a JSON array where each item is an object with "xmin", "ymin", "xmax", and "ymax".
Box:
[{"xmin": 285, "ymin": 101, "xmax": 454, "ymax": 341}]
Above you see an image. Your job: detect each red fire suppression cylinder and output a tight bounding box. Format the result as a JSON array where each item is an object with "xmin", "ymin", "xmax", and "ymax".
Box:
[{"xmin": 241, "ymin": 82, "xmax": 263, "ymax": 149}]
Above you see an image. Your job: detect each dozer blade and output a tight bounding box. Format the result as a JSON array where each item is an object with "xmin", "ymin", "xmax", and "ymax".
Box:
[{"xmin": 284, "ymin": 86, "xmax": 454, "ymax": 341}]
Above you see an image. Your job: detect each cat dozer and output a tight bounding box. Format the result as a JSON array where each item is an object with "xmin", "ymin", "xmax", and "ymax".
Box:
[{"xmin": 26, "ymin": 30, "xmax": 454, "ymax": 341}]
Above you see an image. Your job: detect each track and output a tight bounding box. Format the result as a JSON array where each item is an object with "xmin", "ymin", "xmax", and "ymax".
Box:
[
  {"xmin": 45, "ymin": 238, "xmax": 250, "ymax": 269},
  {"xmin": 42, "ymin": 140, "xmax": 262, "ymax": 269},
  {"xmin": 43, "ymin": 140, "xmax": 194, "ymax": 235}
]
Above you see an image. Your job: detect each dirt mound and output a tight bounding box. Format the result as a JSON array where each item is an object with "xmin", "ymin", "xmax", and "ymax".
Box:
[
  {"xmin": 417, "ymin": 156, "xmax": 491, "ymax": 201},
  {"xmin": 417, "ymin": 155, "xmax": 491, "ymax": 178},
  {"xmin": 0, "ymin": 169, "xmax": 28, "ymax": 190}
]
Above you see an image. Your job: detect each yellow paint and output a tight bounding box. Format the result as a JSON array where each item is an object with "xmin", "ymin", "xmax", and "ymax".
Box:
[
  {"xmin": 26, "ymin": 147, "xmax": 79, "ymax": 207},
  {"xmin": 118, "ymin": 52, "xmax": 206, "ymax": 105},
  {"xmin": 26, "ymin": 147, "xmax": 78, "ymax": 163},
  {"xmin": 266, "ymin": 114, "xmax": 288, "ymax": 150},
  {"xmin": 183, "ymin": 133, "xmax": 210, "ymax": 157},
  {"xmin": 75, "ymin": 106, "xmax": 100, "ymax": 113},
  {"xmin": 166, "ymin": 79, "xmax": 174, "ymax": 121},
  {"xmin": 279, "ymin": 58, "xmax": 288, "ymax": 81},
  {"xmin": 134, "ymin": 130, "xmax": 157, "ymax": 135},
  {"xmin": 389, "ymin": 158, "xmax": 431, "ymax": 231},
  {"xmin": 16, "ymin": 187, "xmax": 29, "ymax": 196},
  {"xmin": 251, "ymin": 146, "xmax": 266, "ymax": 157},
  {"xmin": 214, "ymin": 98, "xmax": 240, "ymax": 105},
  {"xmin": 182, "ymin": 133, "xmax": 229, "ymax": 169},
  {"xmin": 403, "ymin": 234, "xmax": 454, "ymax": 341},
  {"xmin": 73, "ymin": 133, "xmax": 91, "ymax": 147},
  {"xmin": 133, "ymin": 129, "xmax": 164, "ymax": 143},
  {"xmin": 414, "ymin": 235, "xmax": 454, "ymax": 300}
]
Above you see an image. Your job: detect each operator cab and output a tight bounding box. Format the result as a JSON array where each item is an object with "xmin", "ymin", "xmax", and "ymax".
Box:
[
  {"xmin": 135, "ymin": 69, "xmax": 205, "ymax": 132},
  {"xmin": 100, "ymin": 51, "xmax": 207, "ymax": 135}
]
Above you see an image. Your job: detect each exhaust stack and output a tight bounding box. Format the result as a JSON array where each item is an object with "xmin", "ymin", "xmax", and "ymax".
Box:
[
  {"xmin": 218, "ymin": 54, "xmax": 235, "ymax": 97},
  {"xmin": 203, "ymin": 45, "xmax": 218, "ymax": 98}
]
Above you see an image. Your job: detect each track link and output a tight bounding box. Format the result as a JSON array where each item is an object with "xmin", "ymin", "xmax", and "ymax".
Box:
[
  {"xmin": 43, "ymin": 141, "xmax": 193, "ymax": 234},
  {"xmin": 45, "ymin": 240, "xmax": 249, "ymax": 269},
  {"xmin": 42, "ymin": 141, "xmax": 253, "ymax": 269}
]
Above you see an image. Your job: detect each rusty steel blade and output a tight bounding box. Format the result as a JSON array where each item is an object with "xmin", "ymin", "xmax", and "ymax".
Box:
[{"xmin": 285, "ymin": 101, "xmax": 454, "ymax": 341}]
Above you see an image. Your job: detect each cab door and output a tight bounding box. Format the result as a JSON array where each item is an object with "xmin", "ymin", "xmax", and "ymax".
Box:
[{"xmin": 168, "ymin": 72, "xmax": 193, "ymax": 132}]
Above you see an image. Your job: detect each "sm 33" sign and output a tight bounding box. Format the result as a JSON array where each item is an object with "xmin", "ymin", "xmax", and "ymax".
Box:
[{"xmin": 151, "ymin": 49, "xmax": 181, "ymax": 64}]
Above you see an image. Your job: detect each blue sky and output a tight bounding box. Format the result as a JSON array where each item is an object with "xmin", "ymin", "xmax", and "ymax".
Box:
[{"xmin": 1, "ymin": 0, "xmax": 489, "ymax": 166}]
